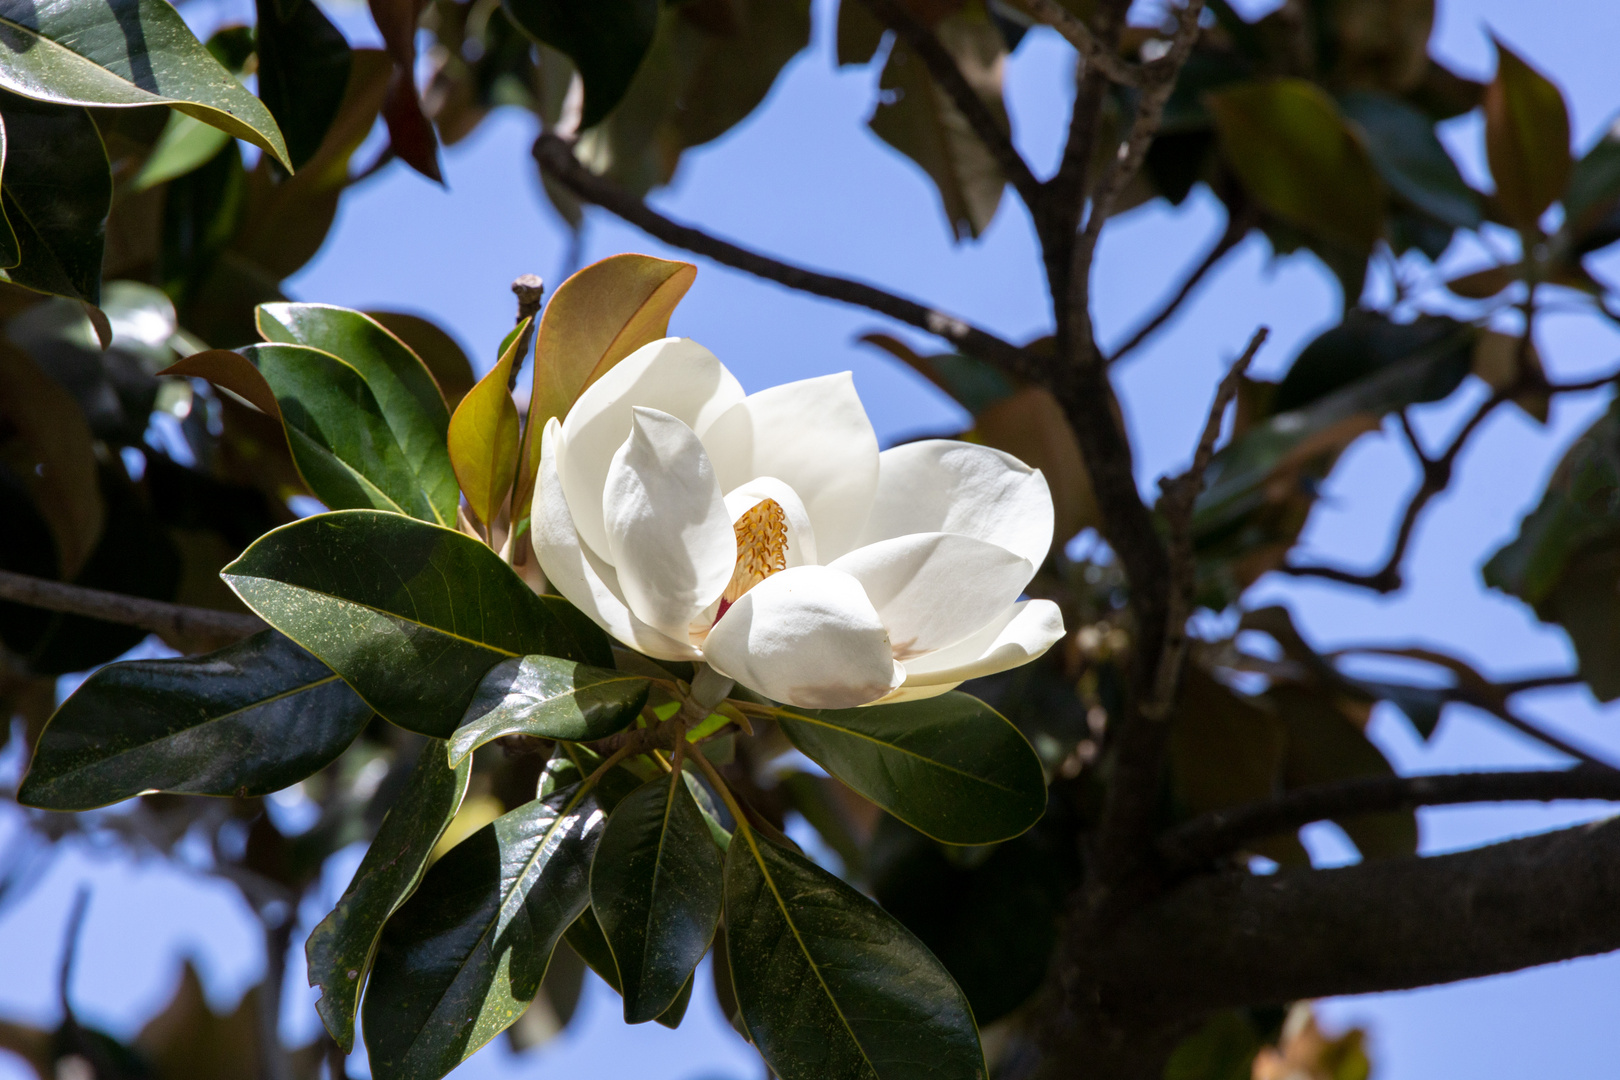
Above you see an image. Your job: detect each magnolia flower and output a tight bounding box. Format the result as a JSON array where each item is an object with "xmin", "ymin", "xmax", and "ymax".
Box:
[{"xmin": 531, "ymin": 337, "xmax": 1065, "ymax": 710}]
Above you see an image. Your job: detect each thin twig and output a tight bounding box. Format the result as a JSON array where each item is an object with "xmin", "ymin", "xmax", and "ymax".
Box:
[
  {"xmin": 0, "ymin": 569, "xmax": 267, "ymax": 644},
  {"xmin": 1143, "ymin": 327, "xmax": 1268, "ymax": 719},
  {"xmin": 1005, "ymin": 0, "xmax": 1141, "ymax": 85},
  {"xmin": 1160, "ymin": 767, "xmax": 1620, "ymax": 868},
  {"xmin": 532, "ymin": 134, "xmax": 1038, "ymax": 380},
  {"xmin": 1107, "ymin": 206, "xmax": 1251, "ymax": 365},
  {"xmin": 860, "ymin": 0, "xmax": 1042, "ymax": 207}
]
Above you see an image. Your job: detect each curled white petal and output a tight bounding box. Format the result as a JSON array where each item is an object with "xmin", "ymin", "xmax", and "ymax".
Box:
[
  {"xmin": 558, "ymin": 338, "xmax": 745, "ymax": 560},
  {"xmin": 865, "ymin": 680, "xmax": 957, "ymax": 706},
  {"xmin": 828, "ymin": 532, "xmax": 1032, "ymax": 660},
  {"xmin": 702, "ymin": 565, "xmax": 901, "ymax": 709},
  {"xmin": 699, "ymin": 372, "xmax": 879, "ymax": 561},
  {"xmin": 603, "ymin": 408, "xmax": 735, "ymax": 639},
  {"xmin": 858, "ymin": 440, "xmax": 1054, "ymax": 567},
  {"xmin": 723, "ymin": 476, "xmax": 817, "ymax": 568},
  {"xmin": 899, "ymin": 599, "xmax": 1065, "ymax": 687},
  {"xmin": 530, "ymin": 418, "xmax": 700, "ymax": 660}
]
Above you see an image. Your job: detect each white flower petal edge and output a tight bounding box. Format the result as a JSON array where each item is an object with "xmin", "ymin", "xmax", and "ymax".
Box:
[
  {"xmin": 532, "ymin": 418, "xmax": 700, "ymax": 661},
  {"xmin": 897, "ymin": 599, "xmax": 1066, "ymax": 690},
  {"xmin": 558, "ymin": 338, "xmax": 744, "ymax": 560},
  {"xmin": 603, "ymin": 407, "xmax": 736, "ymax": 639},
  {"xmin": 702, "ymin": 565, "xmax": 902, "ymax": 709},
  {"xmin": 828, "ymin": 532, "xmax": 1032, "ymax": 660},
  {"xmin": 858, "ymin": 440, "xmax": 1055, "ymax": 567},
  {"xmin": 699, "ymin": 372, "xmax": 879, "ymax": 561},
  {"xmin": 722, "ymin": 477, "xmax": 817, "ymax": 567}
]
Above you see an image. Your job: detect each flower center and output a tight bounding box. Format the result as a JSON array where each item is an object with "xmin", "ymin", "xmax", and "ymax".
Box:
[{"xmin": 721, "ymin": 497, "xmax": 788, "ymax": 609}]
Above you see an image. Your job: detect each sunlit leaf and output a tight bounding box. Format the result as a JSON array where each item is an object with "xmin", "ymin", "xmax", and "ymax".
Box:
[
  {"xmin": 725, "ymin": 827, "xmax": 986, "ymax": 1080},
  {"xmin": 308, "ymin": 739, "xmax": 471, "ymax": 1052},
  {"xmin": 367, "ymin": 310, "xmax": 477, "ymax": 407},
  {"xmin": 223, "ymin": 509, "xmax": 613, "ymax": 736},
  {"xmin": 449, "ymin": 317, "xmax": 524, "ymax": 528},
  {"xmin": 450, "ymin": 655, "xmax": 648, "ymax": 764},
  {"xmin": 18, "ymin": 631, "xmax": 370, "ymax": 810},
  {"xmin": 0, "ymin": 0, "xmax": 289, "ymax": 168},
  {"xmin": 257, "ymin": 302, "xmax": 457, "ymax": 525},
  {"xmin": 775, "ymin": 691, "xmax": 1046, "ymax": 845}
]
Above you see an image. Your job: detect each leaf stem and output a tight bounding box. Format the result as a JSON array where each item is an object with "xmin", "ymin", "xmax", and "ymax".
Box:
[{"xmin": 691, "ymin": 749, "xmax": 753, "ymax": 841}]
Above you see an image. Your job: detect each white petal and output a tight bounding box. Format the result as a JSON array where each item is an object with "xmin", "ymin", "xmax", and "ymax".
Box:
[
  {"xmin": 865, "ymin": 679, "xmax": 958, "ymax": 705},
  {"xmin": 702, "ymin": 565, "xmax": 901, "ymax": 709},
  {"xmin": 723, "ymin": 476, "xmax": 817, "ymax": 568},
  {"xmin": 603, "ymin": 408, "xmax": 736, "ymax": 638},
  {"xmin": 698, "ymin": 372, "xmax": 879, "ymax": 561},
  {"xmin": 858, "ymin": 440, "xmax": 1054, "ymax": 567},
  {"xmin": 828, "ymin": 533, "xmax": 1032, "ymax": 660},
  {"xmin": 900, "ymin": 600, "xmax": 1066, "ymax": 686},
  {"xmin": 558, "ymin": 338, "xmax": 745, "ymax": 560},
  {"xmin": 530, "ymin": 419, "xmax": 700, "ymax": 661}
]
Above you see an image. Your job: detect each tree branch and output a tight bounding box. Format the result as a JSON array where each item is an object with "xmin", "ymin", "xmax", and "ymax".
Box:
[
  {"xmin": 0, "ymin": 570, "xmax": 266, "ymax": 645},
  {"xmin": 1004, "ymin": 0, "xmax": 1141, "ymax": 86},
  {"xmin": 860, "ymin": 0, "xmax": 1043, "ymax": 208},
  {"xmin": 1160, "ymin": 767, "xmax": 1620, "ymax": 868},
  {"xmin": 1107, "ymin": 204, "xmax": 1251, "ymax": 365},
  {"xmin": 1092, "ymin": 815, "xmax": 1620, "ymax": 1013},
  {"xmin": 1144, "ymin": 327, "xmax": 1268, "ymax": 719},
  {"xmin": 532, "ymin": 134, "xmax": 1038, "ymax": 380}
]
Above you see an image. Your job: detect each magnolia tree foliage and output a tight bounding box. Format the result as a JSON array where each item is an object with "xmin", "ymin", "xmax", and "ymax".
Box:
[{"xmin": 3, "ymin": 1, "xmax": 1620, "ymax": 1080}]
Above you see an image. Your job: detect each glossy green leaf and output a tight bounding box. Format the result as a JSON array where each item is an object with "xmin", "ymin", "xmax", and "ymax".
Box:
[
  {"xmin": 725, "ymin": 828, "xmax": 986, "ymax": 1080},
  {"xmin": 222, "ymin": 510, "xmax": 613, "ymax": 736},
  {"xmin": 0, "ymin": 0, "xmax": 289, "ymax": 169},
  {"xmin": 246, "ymin": 342, "xmax": 441, "ymax": 522},
  {"xmin": 17, "ymin": 631, "xmax": 368, "ymax": 810},
  {"xmin": 367, "ymin": 310, "xmax": 476, "ymax": 408},
  {"xmin": 1208, "ymin": 78, "xmax": 1384, "ymax": 254},
  {"xmin": 307, "ymin": 739, "xmax": 471, "ymax": 1052},
  {"xmin": 257, "ymin": 303, "xmax": 457, "ymax": 526},
  {"xmin": 1338, "ymin": 90, "xmax": 1481, "ymax": 229},
  {"xmin": 450, "ymin": 656, "xmax": 648, "ymax": 765},
  {"xmin": 254, "ymin": 0, "xmax": 352, "ymax": 170},
  {"xmin": 362, "ymin": 785, "xmax": 605, "ymax": 1080},
  {"xmin": 774, "ymin": 692, "xmax": 1046, "ymax": 845},
  {"xmin": 590, "ymin": 773, "xmax": 723, "ymax": 1023},
  {"xmin": 0, "ymin": 91, "xmax": 111, "ymax": 304},
  {"xmin": 501, "ymin": 0, "xmax": 658, "ymax": 129},
  {"xmin": 1484, "ymin": 39, "xmax": 1570, "ymax": 232},
  {"xmin": 564, "ymin": 905, "xmax": 699, "ymax": 1028},
  {"xmin": 449, "ymin": 317, "xmax": 524, "ymax": 528}
]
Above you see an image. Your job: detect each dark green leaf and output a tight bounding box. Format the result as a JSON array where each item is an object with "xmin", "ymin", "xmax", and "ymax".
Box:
[
  {"xmin": 257, "ymin": 303, "xmax": 457, "ymax": 526},
  {"xmin": 0, "ymin": 91, "xmax": 110, "ymax": 304},
  {"xmin": 222, "ymin": 510, "xmax": 612, "ymax": 736},
  {"xmin": 362, "ymin": 785, "xmax": 605, "ymax": 1080},
  {"xmin": 774, "ymin": 692, "xmax": 1046, "ymax": 845},
  {"xmin": 1164, "ymin": 1011, "xmax": 1264, "ymax": 1080},
  {"xmin": 1563, "ymin": 127, "xmax": 1620, "ymax": 244},
  {"xmin": 869, "ymin": 809, "xmax": 1075, "ymax": 1025},
  {"xmin": 563, "ymin": 905, "xmax": 703, "ymax": 1029},
  {"xmin": 308, "ymin": 739, "xmax": 471, "ymax": 1052},
  {"xmin": 246, "ymin": 342, "xmax": 442, "ymax": 522},
  {"xmin": 366, "ymin": 311, "xmax": 476, "ymax": 408},
  {"xmin": 18, "ymin": 631, "xmax": 368, "ymax": 810},
  {"xmin": 450, "ymin": 656, "xmax": 648, "ymax": 765},
  {"xmin": 1485, "ymin": 398, "xmax": 1620, "ymax": 699},
  {"xmin": 725, "ymin": 828, "xmax": 986, "ymax": 1080},
  {"xmin": 1208, "ymin": 78, "xmax": 1384, "ymax": 255},
  {"xmin": 255, "ymin": 0, "xmax": 352, "ymax": 170},
  {"xmin": 590, "ymin": 773, "xmax": 723, "ymax": 1023},
  {"xmin": 1484, "ymin": 39, "xmax": 1570, "ymax": 232},
  {"xmin": 1338, "ymin": 90, "xmax": 1481, "ymax": 229},
  {"xmin": 0, "ymin": 0, "xmax": 289, "ymax": 168},
  {"xmin": 655, "ymin": 973, "xmax": 693, "ymax": 1030},
  {"xmin": 501, "ymin": 0, "xmax": 657, "ymax": 128}
]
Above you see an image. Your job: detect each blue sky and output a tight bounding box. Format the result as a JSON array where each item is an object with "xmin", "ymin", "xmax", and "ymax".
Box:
[{"xmin": 4, "ymin": 0, "xmax": 1620, "ymax": 1076}]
